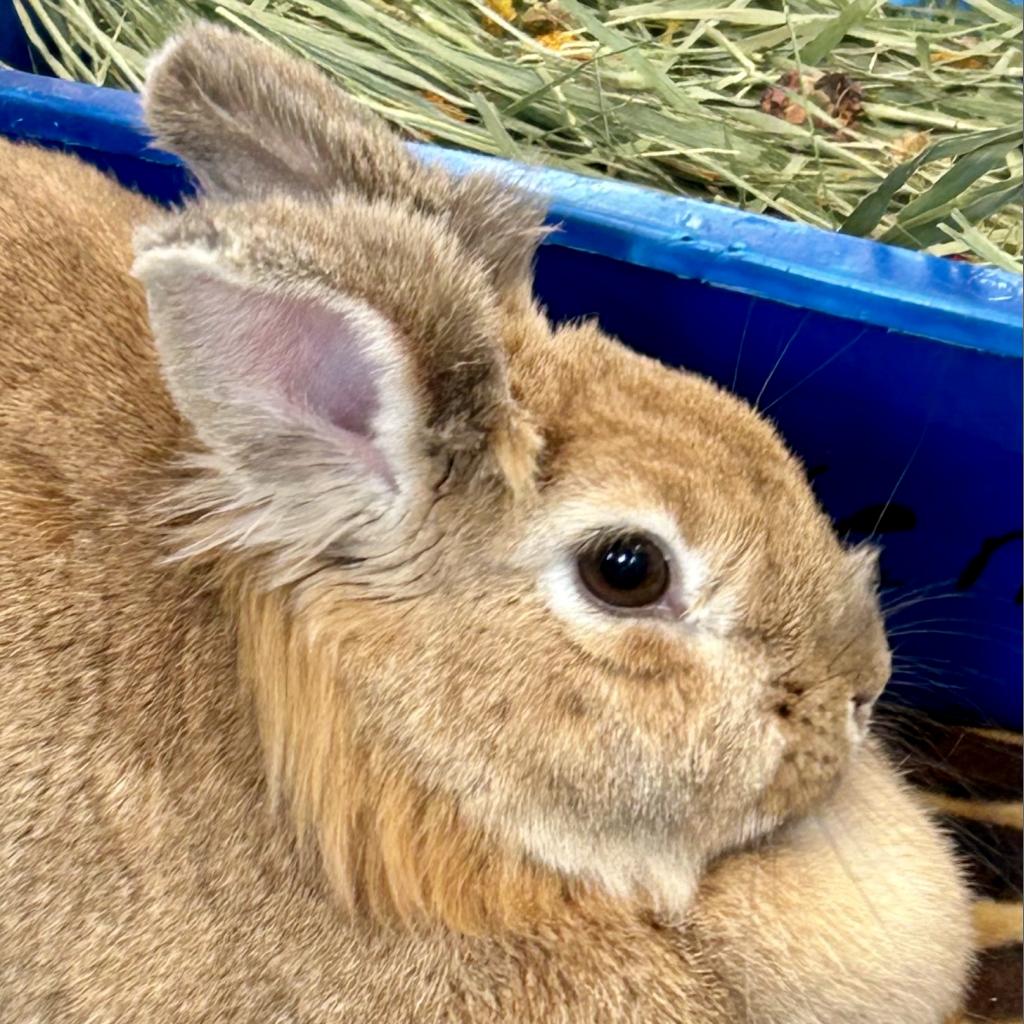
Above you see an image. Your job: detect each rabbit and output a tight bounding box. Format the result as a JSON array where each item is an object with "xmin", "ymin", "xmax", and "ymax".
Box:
[{"xmin": 0, "ymin": 24, "xmax": 972, "ymax": 1024}]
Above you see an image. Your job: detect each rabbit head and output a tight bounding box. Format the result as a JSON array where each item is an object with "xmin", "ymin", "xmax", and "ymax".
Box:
[{"xmin": 136, "ymin": 26, "xmax": 890, "ymax": 932}]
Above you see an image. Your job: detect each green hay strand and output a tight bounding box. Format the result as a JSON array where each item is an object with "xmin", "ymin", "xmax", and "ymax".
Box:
[{"xmin": 12, "ymin": 0, "xmax": 1023, "ymax": 270}]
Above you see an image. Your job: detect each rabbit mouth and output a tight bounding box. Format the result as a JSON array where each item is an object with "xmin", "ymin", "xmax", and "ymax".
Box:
[{"xmin": 754, "ymin": 741, "xmax": 853, "ymax": 829}]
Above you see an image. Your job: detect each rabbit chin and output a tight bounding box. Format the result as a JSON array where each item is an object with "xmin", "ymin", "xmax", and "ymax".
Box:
[
  {"xmin": 530, "ymin": 828, "xmax": 700, "ymax": 918},
  {"xmin": 508, "ymin": 808, "xmax": 779, "ymax": 920}
]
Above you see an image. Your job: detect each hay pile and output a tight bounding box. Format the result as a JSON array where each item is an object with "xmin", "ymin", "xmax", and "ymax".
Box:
[{"xmin": 12, "ymin": 0, "xmax": 1023, "ymax": 270}]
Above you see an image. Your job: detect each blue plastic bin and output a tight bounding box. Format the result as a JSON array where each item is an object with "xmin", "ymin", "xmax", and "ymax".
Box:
[{"xmin": 0, "ymin": 55, "xmax": 1020, "ymax": 727}]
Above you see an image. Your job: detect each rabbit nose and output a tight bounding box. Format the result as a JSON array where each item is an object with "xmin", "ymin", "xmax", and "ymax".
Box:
[{"xmin": 851, "ymin": 691, "xmax": 877, "ymax": 730}]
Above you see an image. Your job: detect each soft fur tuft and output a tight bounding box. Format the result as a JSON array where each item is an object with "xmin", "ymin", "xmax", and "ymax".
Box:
[{"xmin": 238, "ymin": 583, "xmax": 571, "ymax": 934}]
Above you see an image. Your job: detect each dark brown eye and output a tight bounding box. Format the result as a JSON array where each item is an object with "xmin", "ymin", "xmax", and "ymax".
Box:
[{"xmin": 577, "ymin": 534, "xmax": 670, "ymax": 609}]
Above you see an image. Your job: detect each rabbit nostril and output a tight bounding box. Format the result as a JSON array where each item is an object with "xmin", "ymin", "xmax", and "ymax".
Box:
[{"xmin": 851, "ymin": 691, "xmax": 876, "ymax": 730}]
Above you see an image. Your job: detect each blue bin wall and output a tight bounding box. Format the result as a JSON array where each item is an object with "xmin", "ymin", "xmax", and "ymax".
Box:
[{"xmin": 0, "ymin": 67, "xmax": 1020, "ymax": 727}]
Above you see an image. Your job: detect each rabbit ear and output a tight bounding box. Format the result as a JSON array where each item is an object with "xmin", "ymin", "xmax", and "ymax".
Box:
[
  {"xmin": 133, "ymin": 202, "xmax": 540, "ymax": 576},
  {"xmin": 143, "ymin": 23, "xmax": 408, "ymax": 202},
  {"xmin": 136, "ymin": 246, "xmax": 417, "ymax": 571},
  {"xmin": 143, "ymin": 23, "xmax": 548, "ymax": 294}
]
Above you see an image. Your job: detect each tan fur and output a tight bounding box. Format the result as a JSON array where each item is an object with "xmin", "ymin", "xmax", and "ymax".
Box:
[{"xmin": 0, "ymin": 26, "xmax": 971, "ymax": 1023}]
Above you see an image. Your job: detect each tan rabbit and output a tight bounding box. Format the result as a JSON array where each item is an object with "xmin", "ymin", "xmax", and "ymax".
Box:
[{"xmin": 0, "ymin": 25, "xmax": 972, "ymax": 1024}]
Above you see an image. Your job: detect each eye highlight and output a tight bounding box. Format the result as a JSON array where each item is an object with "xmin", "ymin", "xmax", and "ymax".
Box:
[{"xmin": 577, "ymin": 533, "xmax": 671, "ymax": 610}]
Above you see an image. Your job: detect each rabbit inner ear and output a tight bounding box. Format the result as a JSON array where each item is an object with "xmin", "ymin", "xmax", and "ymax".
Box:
[
  {"xmin": 146, "ymin": 253, "xmax": 412, "ymax": 477},
  {"xmin": 135, "ymin": 246, "xmax": 421, "ymax": 569},
  {"xmin": 201, "ymin": 281, "xmax": 376, "ymax": 428}
]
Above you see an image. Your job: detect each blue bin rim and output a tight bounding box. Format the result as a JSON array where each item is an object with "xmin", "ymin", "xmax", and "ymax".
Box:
[{"xmin": 0, "ymin": 67, "xmax": 1020, "ymax": 358}]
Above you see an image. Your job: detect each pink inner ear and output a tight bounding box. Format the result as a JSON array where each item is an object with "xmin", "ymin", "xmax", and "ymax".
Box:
[
  {"xmin": 186, "ymin": 272, "xmax": 389, "ymax": 423},
  {"xmin": 183, "ymin": 274, "xmax": 398, "ymax": 482},
  {"xmin": 204, "ymin": 285, "xmax": 383, "ymax": 434}
]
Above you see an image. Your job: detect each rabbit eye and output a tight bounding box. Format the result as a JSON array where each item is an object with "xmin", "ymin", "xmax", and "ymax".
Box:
[{"xmin": 577, "ymin": 534, "xmax": 670, "ymax": 609}]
